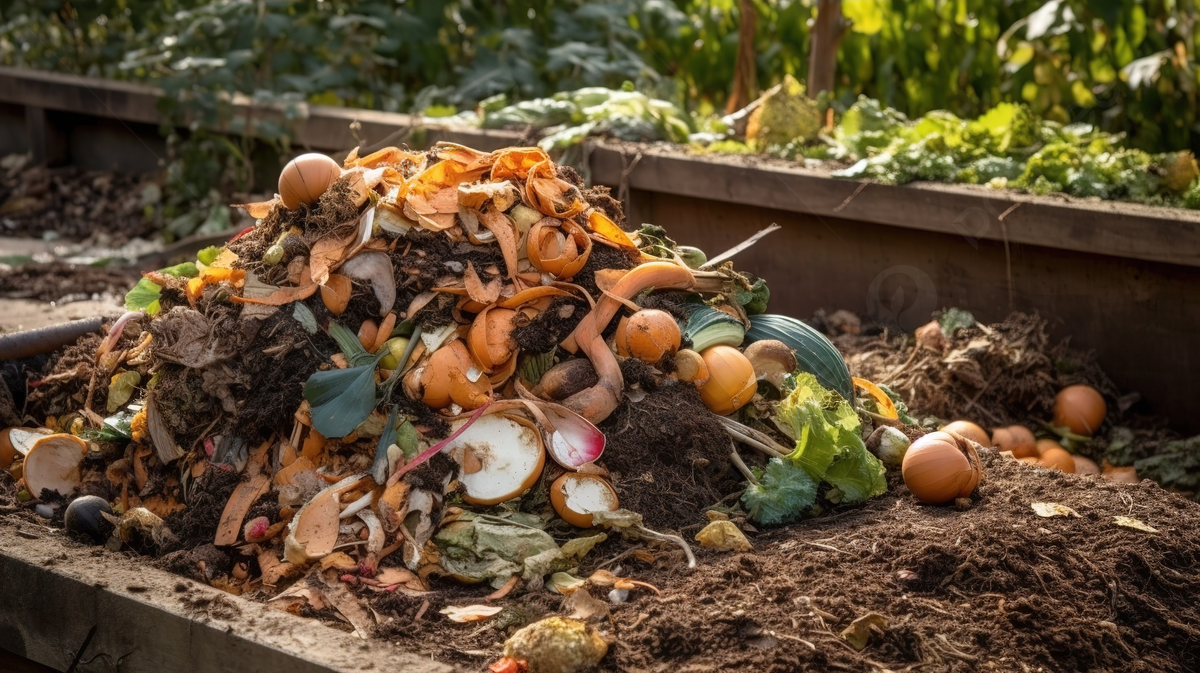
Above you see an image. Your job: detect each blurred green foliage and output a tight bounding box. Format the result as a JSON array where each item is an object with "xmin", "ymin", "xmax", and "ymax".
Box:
[{"xmin": 3, "ymin": 0, "xmax": 1200, "ymax": 206}]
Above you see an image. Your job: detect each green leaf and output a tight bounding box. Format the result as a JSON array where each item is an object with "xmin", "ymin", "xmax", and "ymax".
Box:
[
  {"xmin": 327, "ymin": 321, "xmax": 371, "ymax": 365},
  {"xmin": 774, "ymin": 372, "xmax": 886, "ymax": 503},
  {"xmin": 125, "ymin": 277, "xmax": 163, "ymax": 315},
  {"xmin": 843, "ymin": 0, "xmax": 884, "ymax": 35},
  {"xmin": 304, "ymin": 365, "xmax": 379, "ymax": 439},
  {"xmin": 159, "ymin": 262, "xmax": 199, "ymax": 278},
  {"xmin": 742, "ymin": 457, "xmax": 818, "ymax": 526}
]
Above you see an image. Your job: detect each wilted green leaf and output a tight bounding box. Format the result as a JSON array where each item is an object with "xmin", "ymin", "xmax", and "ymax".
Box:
[{"xmin": 303, "ymin": 365, "xmax": 378, "ymax": 439}]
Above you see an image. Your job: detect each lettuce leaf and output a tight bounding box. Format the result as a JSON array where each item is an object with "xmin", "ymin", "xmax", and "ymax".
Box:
[
  {"xmin": 774, "ymin": 372, "xmax": 887, "ymax": 504},
  {"xmin": 742, "ymin": 457, "xmax": 817, "ymax": 526}
]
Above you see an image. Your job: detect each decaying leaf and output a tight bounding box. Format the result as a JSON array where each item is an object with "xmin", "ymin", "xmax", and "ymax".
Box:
[
  {"xmin": 840, "ymin": 612, "xmax": 889, "ymax": 651},
  {"xmin": 694, "ymin": 520, "xmax": 752, "ymax": 552},
  {"xmin": 1113, "ymin": 516, "xmax": 1158, "ymax": 533},
  {"xmin": 434, "ymin": 517, "xmax": 565, "ymax": 587},
  {"xmin": 1031, "ymin": 502, "xmax": 1080, "ymax": 518},
  {"xmin": 546, "ymin": 572, "xmax": 587, "ymax": 596},
  {"xmin": 214, "ymin": 473, "xmax": 271, "ymax": 546},
  {"xmin": 565, "ymin": 587, "xmax": 610, "ymax": 621},
  {"xmin": 441, "ymin": 604, "xmax": 504, "ymax": 623}
]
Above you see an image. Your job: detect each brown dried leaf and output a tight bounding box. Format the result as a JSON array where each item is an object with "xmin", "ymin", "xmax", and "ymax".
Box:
[{"xmin": 214, "ymin": 473, "xmax": 270, "ymax": 546}]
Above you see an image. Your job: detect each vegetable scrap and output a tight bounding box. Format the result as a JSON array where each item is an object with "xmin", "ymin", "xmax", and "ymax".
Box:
[{"xmin": 4, "ymin": 142, "xmax": 1200, "ymax": 672}]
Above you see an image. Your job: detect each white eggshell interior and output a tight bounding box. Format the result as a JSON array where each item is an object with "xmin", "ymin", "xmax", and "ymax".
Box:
[
  {"xmin": 443, "ymin": 415, "xmax": 543, "ymax": 503},
  {"xmin": 561, "ymin": 475, "xmax": 619, "ymax": 517}
]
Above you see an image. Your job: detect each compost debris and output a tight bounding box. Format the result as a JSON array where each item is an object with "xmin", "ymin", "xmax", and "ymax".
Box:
[{"xmin": 4, "ymin": 142, "xmax": 1199, "ymax": 673}]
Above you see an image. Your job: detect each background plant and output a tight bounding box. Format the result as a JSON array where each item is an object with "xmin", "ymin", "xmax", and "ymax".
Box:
[{"xmin": 3, "ymin": 1, "xmax": 1200, "ymax": 193}]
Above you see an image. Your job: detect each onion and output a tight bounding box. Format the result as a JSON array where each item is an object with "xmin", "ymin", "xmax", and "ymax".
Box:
[
  {"xmin": 1037, "ymin": 447, "xmax": 1075, "ymax": 473},
  {"xmin": 550, "ymin": 473, "xmax": 619, "ymax": 528},
  {"xmin": 697, "ymin": 346, "xmax": 757, "ymax": 415},
  {"xmin": 901, "ymin": 431, "xmax": 983, "ymax": 505},
  {"xmin": 623, "ymin": 309, "xmax": 681, "ymax": 363},
  {"xmin": 1053, "ymin": 385, "xmax": 1106, "ymax": 436},
  {"xmin": 672, "ymin": 349, "xmax": 709, "ymax": 387},
  {"xmin": 1035, "ymin": 438, "xmax": 1063, "ymax": 457},
  {"xmin": 279, "ymin": 153, "xmax": 342, "ymax": 210},
  {"xmin": 614, "ymin": 316, "xmax": 631, "ymax": 357},
  {"xmin": 991, "ymin": 425, "xmax": 1036, "ymax": 458},
  {"xmin": 940, "ymin": 420, "xmax": 990, "ymax": 447}
]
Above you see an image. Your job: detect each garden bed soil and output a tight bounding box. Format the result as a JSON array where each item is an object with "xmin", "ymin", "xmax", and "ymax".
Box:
[{"xmin": 3, "ymin": 448, "xmax": 1197, "ymax": 672}]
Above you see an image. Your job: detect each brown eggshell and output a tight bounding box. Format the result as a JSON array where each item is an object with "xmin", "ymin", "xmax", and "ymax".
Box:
[
  {"xmin": 1052, "ymin": 385, "xmax": 1106, "ymax": 437},
  {"xmin": 279, "ymin": 153, "xmax": 341, "ymax": 210},
  {"xmin": 1038, "ymin": 447, "xmax": 1076, "ymax": 473},
  {"xmin": 941, "ymin": 421, "xmax": 990, "ymax": 447},
  {"xmin": 550, "ymin": 473, "xmax": 620, "ymax": 528}
]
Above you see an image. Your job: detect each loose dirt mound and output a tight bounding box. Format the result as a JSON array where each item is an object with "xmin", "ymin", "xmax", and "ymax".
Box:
[
  {"xmin": 0, "ymin": 262, "xmax": 139, "ymax": 302},
  {"xmin": 367, "ymin": 450, "xmax": 1200, "ymax": 672},
  {"xmin": 1, "ymin": 164, "xmax": 159, "ymax": 243}
]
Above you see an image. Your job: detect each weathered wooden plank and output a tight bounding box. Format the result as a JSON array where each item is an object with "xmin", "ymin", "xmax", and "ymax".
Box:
[
  {"xmin": 0, "ymin": 526, "xmax": 452, "ymax": 673},
  {"xmin": 0, "ymin": 66, "xmax": 520, "ymax": 155},
  {"xmin": 589, "ymin": 145, "xmax": 1200, "ymax": 268}
]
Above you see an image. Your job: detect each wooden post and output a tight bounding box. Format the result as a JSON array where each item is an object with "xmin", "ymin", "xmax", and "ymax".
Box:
[
  {"xmin": 725, "ymin": 0, "xmax": 759, "ymax": 114},
  {"xmin": 24, "ymin": 105, "xmax": 69, "ymax": 166},
  {"xmin": 807, "ymin": 0, "xmax": 846, "ymax": 98}
]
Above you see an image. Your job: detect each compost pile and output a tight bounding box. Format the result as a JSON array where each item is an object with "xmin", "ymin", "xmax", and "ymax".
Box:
[
  {"xmin": 3, "ymin": 143, "xmax": 1199, "ymax": 673},
  {"xmin": 0, "ymin": 154, "xmax": 162, "ymax": 243}
]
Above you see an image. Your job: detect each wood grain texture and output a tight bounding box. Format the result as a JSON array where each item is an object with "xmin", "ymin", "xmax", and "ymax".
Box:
[
  {"xmin": 590, "ymin": 145, "xmax": 1200, "ymax": 268},
  {"xmin": 632, "ymin": 190, "xmax": 1200, "ymax": 432}
]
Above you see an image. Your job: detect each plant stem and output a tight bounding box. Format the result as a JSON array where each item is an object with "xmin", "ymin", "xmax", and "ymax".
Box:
[
  {"xmin": 729, "ymin": 448, "xmax": 760, "ymax": 485},
  {"xmin": 714, "ymin": 415, "xmax": 788, "ymax": 457},
  {"xmin": 699, "ymin": 223, "xmax": 782, "ymax": 269},
  {"xmin": 636, "ymin": 525, "xmax": 697, "ymax": 569}
]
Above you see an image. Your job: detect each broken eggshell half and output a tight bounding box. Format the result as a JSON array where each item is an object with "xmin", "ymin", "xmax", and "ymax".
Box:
[
  {"xmin": 443, "ymin": 413, "xmax": 545, "ymax": 506},
  {"xmin": 1, "ymin": 426, "xmax": 53, "ymax": 470},
  {"xmin": 550, "ymin": 473, "xmax": 620, "ymax": 528},
  {"xmin": 23, "ymin": 433, "xmax": 87, "ymax": 498}
]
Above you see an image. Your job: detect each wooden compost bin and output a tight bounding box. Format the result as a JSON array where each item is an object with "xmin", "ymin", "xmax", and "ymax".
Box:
[{"xmin": 2, "ymin": 65, "xmax": 1199, "ymax": 670}]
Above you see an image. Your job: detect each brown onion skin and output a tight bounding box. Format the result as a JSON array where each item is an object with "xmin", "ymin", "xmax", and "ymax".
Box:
[{"xmin": 902, "ymin": 431, "xmax": 982, "ymax": 505}]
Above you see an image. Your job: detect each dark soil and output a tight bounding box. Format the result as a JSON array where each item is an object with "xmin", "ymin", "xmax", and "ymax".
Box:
[
  {"xmin": 834, "ymin": 312, "xmax": 1182, "ymax": 465},
  {"xmin": 599, "ymin": 372, "xmax": 737, "ymax": 532},
  {"xmin": 0, "ymin": 164, "xmax": 159, "ymax": 243},
  {"xmin": 367, "ymin": 450, "xmax": 1200, "ymax": 673},
  {"xmin": 0, "ymin": 262, "xmax": 140, "ymax": 302}
]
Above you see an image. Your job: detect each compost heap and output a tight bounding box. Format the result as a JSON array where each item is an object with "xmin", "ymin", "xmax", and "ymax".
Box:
[
  {"xmin": 6, "ymin": 143, "xmax": 1200, "ymax": 673},
  {"xmin": 8, "ymin": 144, "xmax": 874, "ymax": 592}
]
